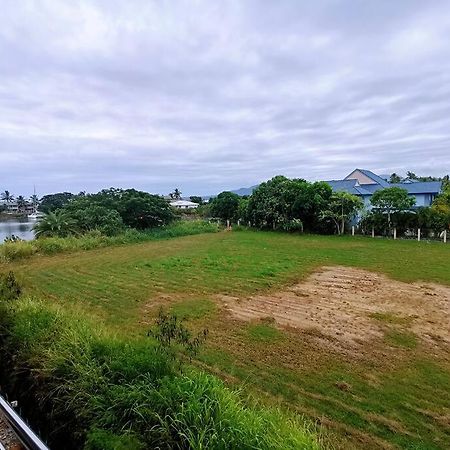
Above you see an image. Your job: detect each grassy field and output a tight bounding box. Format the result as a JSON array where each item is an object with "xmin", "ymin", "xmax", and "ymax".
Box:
[{"xmin": 2, "ymin": 230, "xmax": 450, "ymax": 449}]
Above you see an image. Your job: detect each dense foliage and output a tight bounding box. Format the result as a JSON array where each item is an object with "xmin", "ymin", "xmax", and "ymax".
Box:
[
  {"xmin": 245, "ymin": 176, "xmax": 336, "ymax": 233},
  {"xmin": 0, "ymin": 294, "xmax": 320, "ymax": 450},
  {"xmin": 34, "ymin": 188, "xmax": 175, "ymax": 238},
  {"xmin": 209, "ymin": 191, "xmax": 241, "ymax": 222},
  {"xmin": 39, "ymin": 192, "xmax": 75, "ymax": 213}
]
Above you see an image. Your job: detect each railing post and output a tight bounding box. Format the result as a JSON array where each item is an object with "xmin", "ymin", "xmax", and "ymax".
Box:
[{"xmin": 417, "ymin": 228, "xmax": 421, "ymax": 242}]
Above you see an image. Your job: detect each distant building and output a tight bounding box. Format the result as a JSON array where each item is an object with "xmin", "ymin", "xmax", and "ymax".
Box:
[
  {"xmin": 170, "ymin": 200, "xmax": 199, "ymax": 209},
  {"xmin": 325, "ymin": 169, "xmax": 442, "ymax": 209},
  {"xmin": 0, "ymin": 200, "xmax": 35, "ymax": 214}
]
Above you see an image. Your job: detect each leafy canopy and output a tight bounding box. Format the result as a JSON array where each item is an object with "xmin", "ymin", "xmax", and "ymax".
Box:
[{"xmin": 210, "ymin": 191, "xmax": 240, "ymax": 222}]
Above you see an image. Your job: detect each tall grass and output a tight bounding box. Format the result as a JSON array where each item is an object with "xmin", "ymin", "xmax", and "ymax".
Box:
[
  {"xmin": 0, "ymin": 220, "xmax": 219, "ymax": 261},
  {"xmin": 0, "ymin": 297, "xmax": 321, "ymax": 450}
]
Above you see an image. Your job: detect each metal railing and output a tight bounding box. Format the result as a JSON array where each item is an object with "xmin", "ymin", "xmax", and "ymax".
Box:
[{"xmin": 0, "ymin": 394, "xmax": 49, "ymax": 450}]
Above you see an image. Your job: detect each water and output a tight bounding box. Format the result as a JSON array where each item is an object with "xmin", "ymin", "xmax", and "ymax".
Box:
[{"xmin": 0, "ymin": 219, "xmax": 35, "ymax": 242}]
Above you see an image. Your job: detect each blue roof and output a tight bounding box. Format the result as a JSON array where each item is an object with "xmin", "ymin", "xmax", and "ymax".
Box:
[
  {"xmin": 324, "ymin": 180, "xmax": 372, "ymax": 196},
  {"xmin": 391, "ymin": 181, "xmax": 442, "ymax": 194},
  {"xmin": 325, "ymin": 170, "xmax": 442, "ymax": 197}
]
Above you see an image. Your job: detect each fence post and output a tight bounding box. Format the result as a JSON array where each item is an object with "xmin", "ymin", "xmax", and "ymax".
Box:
[
  {"xmin": 237, "ymin": 219, "xmax": 241, "ymax": 226},
  {"xmin": 393, "ymin": 227, "xmax": 397, "ymax": 240},
  {"xmin": 248, "ymin": 221, "xmax": 251, "ymax": 227},
  {"xmin": 372, "ymin": 227, "xmax": 375, "ymax": 238},
  {"xmin": 227, "ymin": 219, "xmax": 230, "ymax": 229},
  {"xmin": 444, "ymin": 230, "xmax": 447, "ymax": 244},
  {"xmin": 351, "ymin": 226, "xmax": 355, "ymax": 236},
  {"xmin": 417, "ymin": 228, "xmax": 421, "ymax": 242}
]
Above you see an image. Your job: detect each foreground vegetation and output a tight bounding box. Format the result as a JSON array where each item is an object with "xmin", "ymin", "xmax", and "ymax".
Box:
[
  {"xmin": 0, "ymin": 295, "xmax": 320, "ymax": 449},
  {"xmin": 0, "ymin": 221, "xmax": 218, "ymax": 261},
  {"xmin": 1, "ymin": 230, "xmax": 450, "ymax": 448}
]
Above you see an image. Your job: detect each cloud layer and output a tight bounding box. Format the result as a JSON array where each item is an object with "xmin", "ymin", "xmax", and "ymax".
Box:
[{"xmin": 1, "ymin": 0, "xmax": 450, "ymax": 196}]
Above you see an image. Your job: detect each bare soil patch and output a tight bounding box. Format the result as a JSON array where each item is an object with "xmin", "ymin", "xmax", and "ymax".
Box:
[{"xmin": 220, "ymin": 266, "xmax": 450, "ymax": 349}]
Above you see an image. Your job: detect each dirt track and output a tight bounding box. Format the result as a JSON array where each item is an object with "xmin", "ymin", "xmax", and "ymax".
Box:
[{"xmin": 221, "ymin": 266, "xmax": 450, "ymax": 349}]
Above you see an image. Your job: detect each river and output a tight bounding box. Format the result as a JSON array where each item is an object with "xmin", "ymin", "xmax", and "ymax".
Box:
[{"xmin": 0, "ymin": 219, "xmax": 35, "ymax": 242}]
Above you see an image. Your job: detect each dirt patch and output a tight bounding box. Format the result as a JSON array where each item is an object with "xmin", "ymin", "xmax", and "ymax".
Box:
[{"xmin": 220, "ymin": 266, "xmax": 450, "ymax": 349}]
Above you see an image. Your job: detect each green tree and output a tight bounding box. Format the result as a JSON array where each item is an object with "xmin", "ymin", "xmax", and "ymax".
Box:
[
  {"xmin": 33, "ymin": 210, "xmax": 79, "ymax": 238},
  {"xmin": 30, "ymin": 194, "xmax": 40, "ymax": 210},
  {"xmin": 389, "ymin": 173, "xmax": 402, "ymax": 183},
  {"xmin": 432, "ymin": 190, "xmax": 450, "ymax": 230},
  {"xmin": 210, "ymin": 191, "xmax": 240, "ymax": 222},
  {"xmin": 169, "ymin": 188, "xmax": 182, "ymax": 200},
  {"xmin": 189, "ymin": 196, "xmax": 203, "ymax": 205},
  {"xmin": 370, "ymin": 187, "xmax": 416, "ymax": 227},
  {"xmin": 16, "ymin": 195, "xmax": 27, "ymax": 213},
  {"xmin": 320, "ymin": 192, "xmax": 363, "ymax": 235},
  {"xmin": 71, "ymin": 205, "xmax": 124, "ymax": 236},
  {"xmin": 39, "ymin": 192, "xmax": 75, "ymax": 213},
  {"xmin": 1, "ymin": 190, "xmax": 14, "ymax": 203}
]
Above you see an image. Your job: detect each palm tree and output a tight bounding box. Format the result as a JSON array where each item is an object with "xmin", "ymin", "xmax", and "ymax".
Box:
[
  {"xmin": 1, "ymin": 190, "xmax": 14, "ymax": 203},
  {"xmin": 16, "ymin": 195, "xmax": 27, "ymax": 213},
  {"xmin": 30, "ymin": 194, "xmax": 40, "ymax": 209},
  {"xmin": 169, "ymin": 188, "xmax": 182, "ymax": 200},
  {"xmin": 33, "ymin": 211, "xmax": 79, "ymax": 238}
]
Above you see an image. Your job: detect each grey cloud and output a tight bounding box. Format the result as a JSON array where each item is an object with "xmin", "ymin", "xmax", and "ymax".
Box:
[{"xmin": 1, "ymin": 0, "xmax": 450, "ymax": 197}]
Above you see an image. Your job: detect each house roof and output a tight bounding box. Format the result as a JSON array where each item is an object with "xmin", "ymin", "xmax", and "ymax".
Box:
[
  {"xmin": 324, "ymin": 180, "xmax": 372, "ymax": 196},
  {"xmin": 347, "ymin": 169, "xmax": 390, "ymax": 187},
  {"xmin": 390, "ymin": 181, "xmax": 442, "ymax": 194},
  {"xmin": 170, "ymin": 200, "xmax": 199, "ymax": 207},
  {"xmin": 326, "ymin": 169, "xmax": 442, "ymax": 196}
]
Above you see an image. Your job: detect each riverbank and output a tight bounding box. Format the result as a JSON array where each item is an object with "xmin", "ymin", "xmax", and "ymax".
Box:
[{"xmin": 0, "ymin": 220, "xmax": 218, "ymax": 261}]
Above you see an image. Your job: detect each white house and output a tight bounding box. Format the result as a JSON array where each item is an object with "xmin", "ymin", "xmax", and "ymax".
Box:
[{"xmin": 170, "ymin": 200, "xmax": 199, "ymax": 209}]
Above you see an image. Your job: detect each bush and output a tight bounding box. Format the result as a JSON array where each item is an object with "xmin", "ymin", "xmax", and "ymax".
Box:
[
  {"xmin": 0, "ymin": 241, "xmax": 36, "ymax": 261},
  {"xmin": 0, "ymin": 297, "xmax": 320, "ymax": 450},
  {"xmin": 0, "ymin": 271, "xmax": 21, "ymax": 301}
]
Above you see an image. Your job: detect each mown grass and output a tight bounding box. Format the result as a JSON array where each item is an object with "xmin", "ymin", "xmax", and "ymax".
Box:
[
  {"xmin": 2, "ymin": 229, "xmax": 450, "ymax": 449},
  {"xmin": 384, "ymin": 329, "xmax": 418, "ymax": 349},
  {"xmin": 0, "ymin": 220, "xmax": 219, "ymax": 261},
  {"xmin": 245, "ymin": 322, "xmax": 284, "ymax": 343}
]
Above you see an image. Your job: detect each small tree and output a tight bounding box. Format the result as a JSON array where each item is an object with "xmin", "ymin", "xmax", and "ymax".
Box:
[
  {"xmin": 169, "ymin": 188, "xmax": 182, "ymax": 200},
  {"xmin": 320, "ymin": 192, "xmax": 363, "ymax": 235},
  {"xmin": 370, "ymin": 187, "xmax": 415, "ymax": 228},
  {"xmin": 189, "ymin": 196, "xmax": 203, "ymax": 205},
  {"xmin": 1, "ymin": 190, "xmax": 14, "ymax": 204},
  {"xmin": 33, "ymin": 210, "xmax": 79, "ymax": 238},
  {"xmin": 389, "ymin": 173, "xmax": 402, "ymax": 183},
  {"xmin": 210, "ymin": 191, "xmax": 240, "ymax": 223},
  {"xmin": 16, "ymin": 195, "xmax": 26, "ymax": 213}
]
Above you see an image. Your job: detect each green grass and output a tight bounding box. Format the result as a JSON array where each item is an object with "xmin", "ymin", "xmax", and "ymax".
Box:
[
  {"xmin": 0, "ymin": 220, "xmax": 219, "ymax": 261},
  {"xmin": 171, "ymin": 297, "xmax": 216, "ymax": 320},
  {"xmin": 384, "ymin": 329, "xmax": 418, "ymax": 349},
  {"xmin": 245, "ymin": 322, "xmax": 283, "ymax": 343},
  {"xmin": 2, "ymin": 229, "xmax": 450, "ymax": 449}
]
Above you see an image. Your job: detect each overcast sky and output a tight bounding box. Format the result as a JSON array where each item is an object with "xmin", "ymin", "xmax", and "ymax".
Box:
[{"xmin": 1, "ymin": 0, "xmax": 450, "ymax": 197}]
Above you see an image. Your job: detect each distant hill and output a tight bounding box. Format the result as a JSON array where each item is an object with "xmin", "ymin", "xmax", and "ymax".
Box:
[
  {"xmin": 202, "ymin": 184, "xmax": 259, "ymax": 200},
  {"xmin": 230, "ymin": 185, "xmax": 259, "ymax": 196}
]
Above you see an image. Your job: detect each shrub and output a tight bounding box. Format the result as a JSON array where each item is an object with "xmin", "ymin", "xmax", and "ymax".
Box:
[
  {"xmin": 0, "ymin": 241, "xmax": 36, "ymax": 261},
  {"xmin": 0, "ymin": 271, "xmax": 21, "ymax": 301}
]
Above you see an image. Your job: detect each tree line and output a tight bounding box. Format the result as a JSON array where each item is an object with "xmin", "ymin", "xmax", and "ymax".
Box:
[{"xmin": 207, "ymin": 175, "xmax": 450, "ymax": 235}]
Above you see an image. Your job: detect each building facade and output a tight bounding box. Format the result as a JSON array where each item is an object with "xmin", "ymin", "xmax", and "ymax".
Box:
[{"xmin": 325, "ymin": 169, "xmax": 442, "ymax": 209}]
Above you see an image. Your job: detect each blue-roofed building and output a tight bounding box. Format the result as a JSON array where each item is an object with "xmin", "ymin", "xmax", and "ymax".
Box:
[{"xmin": 324, "ymin": 169, "xmax": 442, "ymax": 210}]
